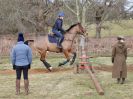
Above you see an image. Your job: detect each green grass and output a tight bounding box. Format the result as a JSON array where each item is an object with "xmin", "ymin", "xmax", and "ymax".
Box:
[
  {"xmin": 87, "ymin": 20, "xmax": 133, "ymax": 37},
  {"xmin": 0, "ymin": 69, "xmax": 133, "ymax": 99},
  {"xmin": 90, "ymin": 57, "xmax": 133, "ymax": 66},
  {"xmin": 1, "ymin": 56, "xmax": 133, "ymax": 69},
  {"xmin": 0, "ymin": 56, "xmax": 133, "ymax": 99},
  {"xmin": 1, "ymin": 19, "xmax": 133, "ymax": 99},
  {"xmin": 0, "ymin": 56, "xmax": 69, "ymax": 70}
]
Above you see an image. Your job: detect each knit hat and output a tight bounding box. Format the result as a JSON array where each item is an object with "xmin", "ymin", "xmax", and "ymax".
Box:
[
  {"xmin": 117, "ymin": 36, "xmax": 125, "ymax": 40},
  {"xmin": 18, "ymin": 32, "xmax": 24, "ymax": 42}
]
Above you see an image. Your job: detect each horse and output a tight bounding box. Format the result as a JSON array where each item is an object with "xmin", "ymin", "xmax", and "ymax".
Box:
[{"xmin": 27, "ymin": 23, "xmax": 86, "ymax": 71}]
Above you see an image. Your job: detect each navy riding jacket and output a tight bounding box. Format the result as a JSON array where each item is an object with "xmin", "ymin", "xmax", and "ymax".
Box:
[{"xmin": 52, "ymin": 18, "xmax": 65, "ymax": 33}]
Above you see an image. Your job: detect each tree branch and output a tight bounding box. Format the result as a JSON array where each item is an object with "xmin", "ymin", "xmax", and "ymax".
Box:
[{"xmin": 63, "ymin": 0, "xmax": 77, "ymax": 15}]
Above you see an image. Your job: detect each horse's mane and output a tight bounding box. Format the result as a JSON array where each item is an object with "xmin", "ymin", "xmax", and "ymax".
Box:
[{"xmin": 66, "ymin": 23, "xmax": 78, "ymax": 32}]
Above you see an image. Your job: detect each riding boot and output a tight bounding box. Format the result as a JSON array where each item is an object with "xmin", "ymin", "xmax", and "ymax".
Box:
[
  {"xmin": 57, "ymin": 43, "xmax": 62, "ymax": 48},
  {"xmin": 57, "ymin": 37, "xmax": 64, "ymax": 48},
  {"xmin": 16, "ymin": 79, "xmax": 20, "ymax": 95},
  {"xmin": 117, "ymin": 78, "xmax": 120, "ymax": 84},
  {"xmin": 57, "ymin": 39, "xmax": 62, "ymax": 48},
  {"xmin": 121, "ymin": 78, "xmax": 125, "ymax": 84},
  {"xmin": 24, "ymin": 80, "xmax": 29, "ymax": 95}
]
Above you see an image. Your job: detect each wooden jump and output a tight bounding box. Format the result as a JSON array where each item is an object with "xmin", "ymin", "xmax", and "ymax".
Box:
[
  {"xmin": 76, "ymin": 36, "xmax": 104, "ymax": 95},
  {"xmin": 86, "ymin": 69, "xmax": 104, "ymax": 95}
]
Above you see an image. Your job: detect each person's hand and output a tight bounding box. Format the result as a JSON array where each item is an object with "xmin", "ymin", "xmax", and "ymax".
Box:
[
  {"xmin": 13, "ymin": 64, "xmax": 16, "ymax": 70},
  {"xmin": 28, "ymin": 64, "xmax": 31, "ymax": 69}
]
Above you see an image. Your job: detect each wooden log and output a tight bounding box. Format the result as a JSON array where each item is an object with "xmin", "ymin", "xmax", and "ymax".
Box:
[
  {"xmin": 77, "ymin": 37, "xmax": 104, "ymax": 95},
  {"xmin": 79, "ymin": 65, "xmax": 90, "ymax": 69},
  {"xmin": 79, "ymin": 57, "xmax": 89, "ymax": 59},
  {"xmin": 79, "ymin": 62, "xmax": 89, "ymax": 64},
  {"xmin": 86, "ymin": 69, "xmax": 104, "ymax": 95},
  {"xmin": 73, "ymin": 64, "xmax": 80, "ymax": 73}
]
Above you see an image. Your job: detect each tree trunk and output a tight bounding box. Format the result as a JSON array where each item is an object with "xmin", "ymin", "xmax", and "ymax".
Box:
[
  {"xmin": 76, "ymin": 0, "xmax": 80, "ymax": 22},
  {"xmin": 95, "ymin": 21, "xmax": 101, "ymax": 38},
  {"xmin": 81, "ymin": 5, "xmax": 86, "ymax": 27}
]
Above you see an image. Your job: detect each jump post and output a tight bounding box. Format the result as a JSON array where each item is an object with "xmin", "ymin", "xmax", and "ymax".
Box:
[{"xmin": 76, "ymin": 36, "xmax": 104, "ymax": 95}]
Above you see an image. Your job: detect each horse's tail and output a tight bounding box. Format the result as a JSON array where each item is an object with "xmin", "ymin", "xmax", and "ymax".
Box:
[
  {"xmin": 24, "ymin": 40, "xmax": 34, "ymax": 45},
  {"xmin": 24, "ymin": 39, "xmax": 39, "ymax": 55}
]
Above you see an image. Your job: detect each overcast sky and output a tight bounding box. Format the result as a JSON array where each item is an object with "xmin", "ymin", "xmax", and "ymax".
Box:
[{"xmin": 125, "ymin": 0, "xmax": 133, "ymax": 11}]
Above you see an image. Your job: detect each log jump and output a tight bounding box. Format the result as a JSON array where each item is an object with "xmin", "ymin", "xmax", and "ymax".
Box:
[{"xmin": 76, "ymin": 36, "xmax": 104, "ymax": 95}]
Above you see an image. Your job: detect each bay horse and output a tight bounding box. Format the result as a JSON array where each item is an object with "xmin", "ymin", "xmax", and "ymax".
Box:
[{"xmin": 27, "ymin": 23, "xmax": 86, "ymax": 71}]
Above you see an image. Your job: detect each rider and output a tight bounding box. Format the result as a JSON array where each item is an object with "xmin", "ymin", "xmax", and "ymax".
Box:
[{"xmin": 52, "ymin": 11, "xmax": 65, "ymax": 48}]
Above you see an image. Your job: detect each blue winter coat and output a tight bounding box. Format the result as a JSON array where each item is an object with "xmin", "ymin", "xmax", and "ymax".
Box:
[
  {"xmin": 52, "ymin": 18, "xmax": 65, "ymax": 33},
  {"xmin": 10, "ymin": 41, "xmax": 32, "ymax": 66}
]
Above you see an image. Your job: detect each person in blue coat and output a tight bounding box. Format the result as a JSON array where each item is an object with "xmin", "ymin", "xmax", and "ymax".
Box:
[
  {"xmin": 52, "ymin": 11, "xmax": 65, "ymax": 48},
  {"xmin": 10, "ymin": 33, "xmax": 32, "ymax": 95}
]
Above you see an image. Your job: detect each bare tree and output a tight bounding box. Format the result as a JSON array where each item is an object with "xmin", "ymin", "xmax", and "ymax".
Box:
[
  {"xmin": 63, "ymin": 0, "xmax": 90, "ymax": 26},
  {"xmin": 0, "ymin": 0, "xmax": 62, "ymax": 35},
  {"xmin": 89, "ymin": 0, "xmax": 128, "ymax": 38},
  {"xmin": 0, "ymin": 0, "xmax": 132, "ymax": 38}
]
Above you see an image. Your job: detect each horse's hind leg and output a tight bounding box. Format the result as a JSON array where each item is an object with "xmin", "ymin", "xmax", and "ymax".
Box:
[
  {"xmin": 58, "ymin": 50, "xmax": 70, "ymax": 67},
  {"xmin": 40, "ymin": 51, "xmax": 52, "ymax": 71},
  {"xmin": 70, "ymin": 52, "xmax": 77, "ymax": 65}
]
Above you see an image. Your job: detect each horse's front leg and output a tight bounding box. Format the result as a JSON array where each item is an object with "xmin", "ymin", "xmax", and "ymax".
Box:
[
  {"xmin": 58, "ymin": 50, "xmax": 70, "ymax": 67},
  {"xmin": 40, "ymin": 51, "xmax": 52, "ymax": 71},
  {"xmin": 70, "ymin": 52, "xmax": 77, "ymax": 65}
]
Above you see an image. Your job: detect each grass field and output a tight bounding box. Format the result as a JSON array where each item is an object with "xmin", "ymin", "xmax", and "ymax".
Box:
[
  {"xmin": 0, "ymin": 56, "xmax": 133, "ymax": 99},
  {"xmin": 0, "ymin": 19, "xmax": 133, "ymax": 99},
  {"xmin": 87, "ymin": 20, "xmax": 133, "ymax": 37}
]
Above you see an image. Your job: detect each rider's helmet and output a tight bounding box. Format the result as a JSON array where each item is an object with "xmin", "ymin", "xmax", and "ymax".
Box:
[{"xmin": 58, "ymin": 11, "xmax": 65, "ymax": 17}]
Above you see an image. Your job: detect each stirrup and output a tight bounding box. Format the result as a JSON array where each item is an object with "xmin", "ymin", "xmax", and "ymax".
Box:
[
  {"xmin": 57, "ymin": 44, "xmax": 62, "ymax": 48},
  {"xmin": 57, "ymin": 46, "xmax": 62, "ymax": 48}
]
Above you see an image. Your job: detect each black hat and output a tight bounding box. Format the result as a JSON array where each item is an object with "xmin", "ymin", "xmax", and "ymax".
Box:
[
  {"xmin": 18, "ymin": 32, "xmax": 24, "ymax": 42},
  {"xmin": 117, "ymin": 36, "xmax": 125, "ymax": 40}
]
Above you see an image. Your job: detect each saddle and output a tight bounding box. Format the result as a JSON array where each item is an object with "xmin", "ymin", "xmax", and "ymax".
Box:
[{"xmin": 48, "ymin": 33, "xmax": 59, "ymax": 44}]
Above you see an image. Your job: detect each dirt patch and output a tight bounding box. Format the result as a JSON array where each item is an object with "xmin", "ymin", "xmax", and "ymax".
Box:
[
  {"xmin": 0, "ymin": 69, "xmax": 15, "ymax": 75},
  {"xmin": 94, "ymin": 64, "xmax": 133, "ymax": 72},
  {"xmin": 0, "ymin": 67, "xmax": 72, "ymax": 75},
  {"xmin": 29, "ymin": 67, "xmax": 72, "ymax": 74},
  {"xmin": 1, "ymin": 65, "xmax": 133, "ymax": 75}
]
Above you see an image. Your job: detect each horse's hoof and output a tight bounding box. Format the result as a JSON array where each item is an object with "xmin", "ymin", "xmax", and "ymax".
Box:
[
  {"xmin": 70, "ymin": 61, "xmax": 73, "ymax": 65},
  {"xmin": 58, "ymin": 63, "xmax": 62, "ymax": 67},
  {"xmin": 48, "ymin": 67, "xmax": 52, "ymax": 72}
]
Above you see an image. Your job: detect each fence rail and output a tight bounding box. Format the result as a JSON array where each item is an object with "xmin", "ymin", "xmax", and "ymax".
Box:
[{"xmin": 1, "ymin": 35, "xmax": 133, "ymax": 57}]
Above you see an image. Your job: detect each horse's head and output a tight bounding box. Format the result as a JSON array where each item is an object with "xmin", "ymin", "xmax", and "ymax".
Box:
[
  {"xmin": 75, "ymin": 23, "xmax": 86, "ymax": 36},
  {"xmin": 66, "ymin": 23, "xmax": 86, "ymax": 36}
]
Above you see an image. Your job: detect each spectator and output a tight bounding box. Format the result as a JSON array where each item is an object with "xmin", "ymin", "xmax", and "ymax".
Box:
[
  {"xmin": 10, "ymin": 33, "xmax": 32, "ymax": 95},
  {"xmin": 112, "ymin": 36, "xmax": 127, "ymax": 84}
]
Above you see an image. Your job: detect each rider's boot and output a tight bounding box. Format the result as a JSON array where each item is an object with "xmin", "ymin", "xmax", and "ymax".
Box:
[
  {"xmin": 57, "ymin": 39, "xmax": 62, "ymax": 48},
  {"xmin": 117, "ymin": 78, "xmax": 120, "ymax": 84},
  {"xmin": 16, "ymin": 79, "xmax": 20, "ymax": 95},
  {"xmin": 24, "ymin": 80, "xmax": 29, "ymax": 95},
  {"xmin": 121, "ymin": 78, "xmax": 125, "ymax": 84}
]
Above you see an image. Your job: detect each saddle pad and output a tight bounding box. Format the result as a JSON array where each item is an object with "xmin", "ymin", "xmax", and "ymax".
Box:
[{"xmin": 48, "ymin": 34, "xmax": 58, "ymax": 43}]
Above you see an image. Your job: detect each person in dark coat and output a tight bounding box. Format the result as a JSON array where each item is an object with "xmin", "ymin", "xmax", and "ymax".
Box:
[
  {"xmin": 52, "ymin": 11, "xmax": 65, "ymax": 48},
  {"xmin": 112, "ymin": 36, "xmax": 127, "ymax": 84},
  {"xmin": 10, "ymin": 33, "xmax": 32, "ymax": 95}
]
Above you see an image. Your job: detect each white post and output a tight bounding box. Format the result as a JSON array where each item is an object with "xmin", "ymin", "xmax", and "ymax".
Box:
[{"xmin": 79, "ymin": 35, "xmax": 85, "ymax": 48}]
